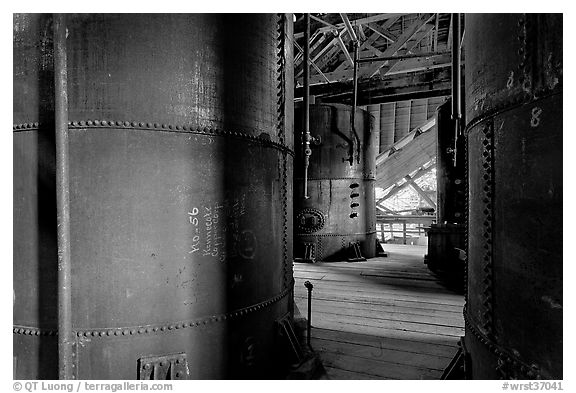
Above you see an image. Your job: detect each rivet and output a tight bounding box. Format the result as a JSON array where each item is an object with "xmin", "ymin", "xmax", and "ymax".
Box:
[
  {"xmin": 84, "ymin": 331, "xmax": 90, "ymax": 337},
  {"xmin": 116, "ymin": 121, "xmax": 123, "ymax": 126},
  {"xmin": 67, "ymin": 121, "xmax": 72, "ymax": 126},
  {"xmin": 101, "ymin": 120, "xmax": 108, "ymax": 126},
  {"xmin": 161, "ymin": 326, "xmax": 166, "ymax": 331},
  {"xmin": 132, "ymin": 121, "xmax": 138, "ymax": 127},
  {"xmin": 147, "ymin": 123, "xmax": 153, "ymax": 128},
  {"xmin": 162, "ymin": 124, "xmax": 168, "ymax": 129},
  {"xmin": 168, "ymin": 325, "xmax": 175, "ymax": 330},
  {"xmin": 168, "ymin": 124, "xmax": 174, "ymax": 130},
  {"xmin": 99, "ymin": 331, "xmax": 105, "ymax": 337},
  {"xmin": 114, "ymin": 330, "xmax": 121, "ymax": 336},
  {"xmin": 123, "ymin": 329, "xmax": 130, "ymax": 336},
  {"xmin": 106, "ymin": 330, "xmax": 112, "ymax": 336},
  {"xmin": 79, "ymin": 120, "xmax": 86, "ymax": 126},
  {"xmin": 72, "ymin": 121, "xmax": 78, "ymax": 126},
  {"xmin": 153, "ymin": 327, "xmax": 159, "ymax": 332},
  {"xmin": 160, "ymin": 361, "xmax": 166, "ymax": 367},
  {"xmin": 203, "ymin": 320, "xmax": 208, "ymax": 325},
  {"xmin": 145, "ymin": 328, "xmax": 151, "ymax": 333},
  {"xmin": 35, "ymin": 330, "xmax": 40, "ymax": 336},
  {"xmin": 87, "ymin": 120, "xmax": 93, "ymax": 126},
  {"xmin": 144, "ymin": 363, "xmax": 151, "ymax": 370},
  {"xmin": 91, "ymin": 331, "xmax": 97, "ymax": 337},
  {"xmin": 176, "ymin": 125, "xmax": 182, "ymax": 130},
  {"xmin": 138, "ymin": 328, "xmax": 145, "ymax": 334},
  {"xmin": 154, "ymin": 123, "xmax": 160, "ymax": 128},
  {"xmin": 130, "ymin": 329, "xmax": 136, "ymax": 335},
  {"xmin": 76, "ymin": 331, "xmax": 83, "ymax": 337},
  {"xmin": 24, "ymin": 329, "xmax": 30, "ymax": 335},
  {"xmin": 94, "ymin": 120, "xmax": 101, "ymax": 126},
  {"xmin": 182, "ymin": 125, "xmax": 188, "ymax": 131}
]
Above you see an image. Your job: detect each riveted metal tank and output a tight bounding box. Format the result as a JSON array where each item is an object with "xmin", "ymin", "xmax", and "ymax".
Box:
[
  {"xmin": 294, "ymin": 104, "xmax": 377, "ymax": 262},
  {"xmin": 464, "ymin": 14, "xmax": 562, "ymax": 379},
  {"xmin": 13, "ymin": 13, "xmax": 294, "ymax": 379},
  {"xmin": 425, "ymin": 98, "xmax": 466, "ymax": 274}
]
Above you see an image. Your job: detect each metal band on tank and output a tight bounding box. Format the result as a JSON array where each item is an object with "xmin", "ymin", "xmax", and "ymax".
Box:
[
  {"xmin": 14, "ymin": 284, "xmax": 292, "ymax": 338},
  {"xmin": 464, "ymin": 308, "xmax": 544, "ymax": 380},
  {"xmin": 12, "ymin": 121, "xmax": 295, "ymax": 157}
]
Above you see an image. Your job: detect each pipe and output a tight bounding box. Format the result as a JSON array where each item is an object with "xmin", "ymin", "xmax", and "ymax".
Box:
[
  {"xmin": 304, "ymin": 281, "xmax": 314, "ymax": 347},
  {"xmin": 451, "ymin": 13, "xmax": 461, "ymax": 166},
  {"xmin": 351, "ymin": 42, "xmax": 361, "ymax": 164},
  {"xmin": 54, "ymin": 13, "xmax": 73, "ymax": 380},
  {"xmin": 303, "ymin": 13, "xmax": 311, "ymax": 199}
]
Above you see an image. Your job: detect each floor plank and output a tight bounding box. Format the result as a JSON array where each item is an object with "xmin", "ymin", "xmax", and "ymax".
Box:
[{"xmin": 294, "ymin": 244, "xmax": 464, "ymax": 380}]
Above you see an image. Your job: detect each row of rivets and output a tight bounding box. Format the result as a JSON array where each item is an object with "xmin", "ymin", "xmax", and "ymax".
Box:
[
  {"xmin": 13, "ymin": 120, "xmax": 295, "ymax": 157},
  {"xmin": 463, "ymin": 308, "xmax": 543, "ymax": 379},
  {"xmin": 16, "ymin": 287, "xmax": 291, "ymax": 339}
]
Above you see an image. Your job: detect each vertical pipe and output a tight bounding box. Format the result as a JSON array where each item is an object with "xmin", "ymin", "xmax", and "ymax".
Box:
[
  {"xmin": 303, "ymin": 13, "xmax": 311, "ymax": 199},
  {"xmin": 53, "ymin": 13, "xmax": 73, "ymax": 380},
  {"xmin": 304, "ymin": 281, "xmax": 313, "ymax": 347},
  {"xmin": 351, "ymin": 42, "xmax": 361, "ymax": 163},
  {"xmin": 451, "ymin": 13, "xmax": 461, "ymax": 166}
]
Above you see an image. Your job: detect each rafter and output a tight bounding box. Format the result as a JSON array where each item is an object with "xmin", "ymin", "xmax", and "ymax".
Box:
[
  {"xmin": 294, "ymin": 13, "xmax": 410, "ymax": 39},
  {"xmin": 404, "ymin": 175, "xmax": 437, "ymax": 209},
  {"xmin": 300, "ymin": 52, "xmax": 451, "ymax": 85},
  {"xmin": 360, "ymin": 13, "xmax": 436, "ymax": 78}
]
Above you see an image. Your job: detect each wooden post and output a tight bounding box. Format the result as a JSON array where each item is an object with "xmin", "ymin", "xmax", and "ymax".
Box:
[{"xmin": 403, "ymin": 222, "xmax": 407, "ymax": 244}]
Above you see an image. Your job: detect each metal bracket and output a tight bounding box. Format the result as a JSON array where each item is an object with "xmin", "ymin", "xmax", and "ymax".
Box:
[
  {"xmin": 276, "ymin": 315, "xmax": 305, "ymax": 366},
  {"xmin": 294, "ymin": 242, "xmax": 316, "ymax": 263},
  {"xmin": 138, "ymin": 353, "xmax": 189, "ymax": 380},
  {"xmin": 347, "ymin": 241, "xmax": 366, "ymax": 262}
]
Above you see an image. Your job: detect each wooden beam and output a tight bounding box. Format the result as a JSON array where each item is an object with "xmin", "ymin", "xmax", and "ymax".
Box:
[
  {"xmin": 294, "ymin": 40, "xmax": 331, "ymax": 83},
  {"xmin": 360, "ymin": 13, "xmax": 435, "ymax": 79},
  {"xmin": 335, "ymin": 30, "xmax": 354, "ymax": 67},
  {"xmin": 376, "ymin": 163, "xmax": 435, "ymax": 206},
  {"xmin": 404, "ymin": 175, "xmax": 437, "ymax": 209},
  {"xmin": 294, "ymin": 13, "xmax": 411, "ymax": 39},
  {"xmin": 302, "ymin": 52, "xmax": 450, "ymax": 85},
  {"xmin": 365, "ymin": 22, "xmax": 398, "ymax": 42},
  {"xmin": 295, "ymin": 67, "xmax": 452, "ymax": 106}
]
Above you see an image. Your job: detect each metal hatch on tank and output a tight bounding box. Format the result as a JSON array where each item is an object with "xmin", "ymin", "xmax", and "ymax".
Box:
[{"xmin": 13, "ymin": 13, "xmax": 294, "ymax": 379}]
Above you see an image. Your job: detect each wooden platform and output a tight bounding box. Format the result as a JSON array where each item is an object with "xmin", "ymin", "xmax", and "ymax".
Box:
[{"xmin": 293, "ymin": 244, "xmax": 464, "ymax": 380}]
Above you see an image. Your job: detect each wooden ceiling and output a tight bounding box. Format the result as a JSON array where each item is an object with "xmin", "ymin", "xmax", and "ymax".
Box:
[{"xmin": 293, "ymin": 13, "xmax": 461, "ymax": 105}]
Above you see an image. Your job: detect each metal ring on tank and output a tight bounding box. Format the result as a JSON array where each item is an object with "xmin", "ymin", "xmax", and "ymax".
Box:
[
  {"xmin": 12, "ymin": 121, "xmax": 295, "ymax": 157},
  {"xmin": 13, "ymin": 284, "xmax": 293, "ymax": 338},
  {"xmin": 463, "ymin": 307, "xmax": 544, "ymax": 380}
]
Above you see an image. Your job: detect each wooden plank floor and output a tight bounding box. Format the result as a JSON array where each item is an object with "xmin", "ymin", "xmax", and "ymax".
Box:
[{"xmin": 293, "ymin": 244, "xmax": 464, "ymax": 380}]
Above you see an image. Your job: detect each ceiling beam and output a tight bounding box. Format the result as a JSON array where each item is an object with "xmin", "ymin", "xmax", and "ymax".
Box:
[
  {"xmin": 294, "ymin": 13, "xmax": 410, "ymax": 38},
  {"xmin": 299, "ymin": 53, "xmax": 452, "ymax": 85},
  {"xmin": 361, "ymin": 13, "xmax": 436, "ymax": 78}
]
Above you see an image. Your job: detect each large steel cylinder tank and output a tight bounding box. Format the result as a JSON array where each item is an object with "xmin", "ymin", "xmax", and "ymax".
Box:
[
  {"xmin": 294, "ymin": 104, "xmax": 377, "ymax": 262},
  {"xmin": 464, "ymin": 14, "xmax": 562, "ymax": 379},
  {"xmin": 13, "ymin": 13, "xmax": 294, "ymax": 379},
  {"xmin": 425, "ymin": 98, "xmax": 466, "ymax": 274}
]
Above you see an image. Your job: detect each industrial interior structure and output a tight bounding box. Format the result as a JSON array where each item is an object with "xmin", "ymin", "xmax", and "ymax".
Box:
[{"xmin": 13, "ymin": 13, "xmax": 562, "ymax": 380}]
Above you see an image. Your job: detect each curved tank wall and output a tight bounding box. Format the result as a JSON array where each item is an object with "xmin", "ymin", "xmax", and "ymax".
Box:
[
  {"xmin": 13, "ymin": 13, "xmax": 294, "ymax": 379},
  {"xmin": 464, "ymin": 14, "xmax": 562, "ymax": 379},
  {"xmin": 294, "ymin": 104, "xmax": 377, "ymax": 262}
]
